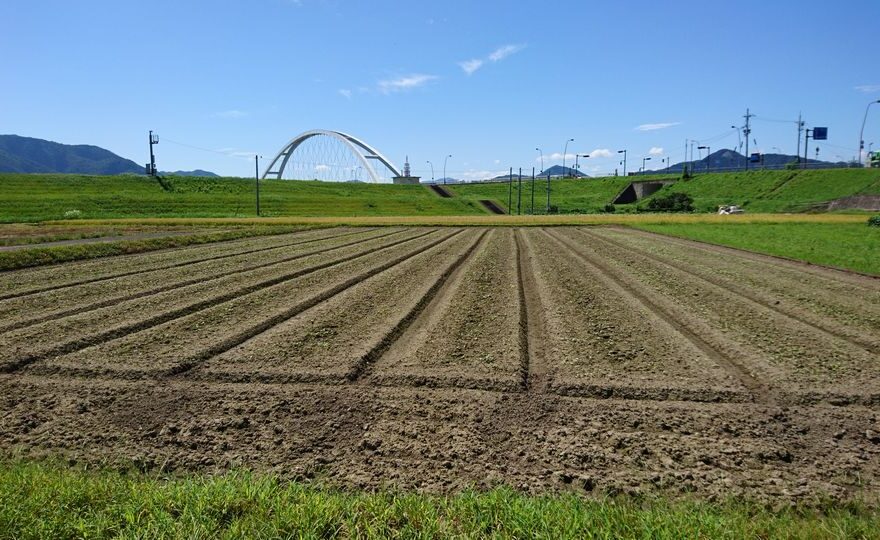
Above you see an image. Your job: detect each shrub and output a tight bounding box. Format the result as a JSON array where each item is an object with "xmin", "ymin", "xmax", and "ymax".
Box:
[
  {"xmin": 643, "ymin": 193, "xmax": 695, "ymax": 213},
  {"xmin": 63, "ymin": 209, "xmax": 82, "ymax": 219},
  {"xmin": 868, "ymin": 216, "xmax": 880, "ymax": 227},
  {"xmin": 602, "ymin": 204, "xmax": 616, "ymax": 213}
]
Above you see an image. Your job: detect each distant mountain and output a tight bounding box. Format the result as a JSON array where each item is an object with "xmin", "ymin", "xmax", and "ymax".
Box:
[
  {"xmin": 536, "ymin": 165, "xmax": 588, "ymax": 178},
  {"xmin": 642, "ymin": 149, "xmax": 850, "ymax": 175},
  {"xmin": 162, "ymin": 169, "xmax": 219, "ymax": 177},
  {"xmin": 425, "ymin": 177, "xmax": 460, "ymax": 184},
  {"xmin": 0, "ymin": 134, "xmax": 143, "ymax": 175}
]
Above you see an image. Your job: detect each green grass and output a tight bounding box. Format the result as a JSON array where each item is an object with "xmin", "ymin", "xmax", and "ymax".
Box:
[
  {"xmin": 636, "ymin": 169, "xmax": 880, "ymax": 213},
  {"xmin": 631, "ymin": 221, "xmax": 880, "ymax": 275},
  {"xmin": 0, "ymin": 174, "xmax": 485, "ymax": 222},
  {"xmin": 449, "ymin": 176, "xmax": 632, "ymax": 214},
  {"xmin": 1, "ymin": 459, "xmax": 877, "ymax": 539}
]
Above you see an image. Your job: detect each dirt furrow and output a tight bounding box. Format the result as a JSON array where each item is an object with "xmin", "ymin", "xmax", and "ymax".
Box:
[
  {"xmin": 534, "ymin": 228, "xmax": 762, "ymax": 402},
  {"xmin": 364, "ymin": 229, "xmax": 523, "ymax": 390},
  {"xmin": 600, "ymin": 227, "xmax": 880, "ymax": 338},
  {"xmin": 581, "ymin": 228, "xmax": 880, "ymax": 355},
  {"xmin": 558, "ymin": 228, "xmax": 880, "ymax": 401},
  {"xmin": 619, "ymin": 226, "xmax": 880, "ymax": 297},
  {"xmin": 24, "ymin": 230, "xmax": 464, "ymax": 378},
  {"xmin": 0, "ymin": 230, "xmax": 439, "ymax": 374},
  {"xmin": 0, "ymin": 228, "xmax": 403, "ymax": 333},
  {"xmin": 0, "ymin": 227, "xmax": 365, "ymax": 300},
  {"xmin": 514, "ymin": 229, "xmax": 547, "ymax": 392},
  {"xmin": 191, "ymin": 230, "xmax": 483, "ymax": 384}
]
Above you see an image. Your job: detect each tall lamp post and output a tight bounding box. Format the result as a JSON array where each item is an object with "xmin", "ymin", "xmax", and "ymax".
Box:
[
  {"xmin": 536, "ymin": 147, "xmax": 543, "ymax": 175},
  {"xmin": 617, "ymin": 149, "xmax": 627, "ymax": 177},
  {"xmin": 254, "ymin": 154, "xmax": 263, "ymax": 216},
  {"xmin": 562, "ymin": 138, "xmax": 574, "ymax": 178},
  {"xmin": 443, "ymin": 154, "xmax": 452, "ymax": 185},
  {"xmin": 426, "ymin": 160, "xmax": 434, "ymax": 183},
  {"xmin": 641, "ymin": 156, "xmax": 652, "ymax": 173},
  {"xmin": 574, "ymin": 154, "xmax": 589, "ymax": 177},
  {"xmin": 697, "ymin": 145, "xmax": 710, "ymax": 172},
  {"xmin": 859, "ymin": 100, "xmax": 880, "ymax": 166}
]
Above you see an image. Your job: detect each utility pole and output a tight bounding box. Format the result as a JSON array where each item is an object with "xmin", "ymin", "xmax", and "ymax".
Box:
[
  {"xmin": 530, "ymin": 167, "xmax": 535, "ymax": 215},
  {"xmin": 517, "ymin": 168, "xmax": 523, "ymax": 215},
  {"xmin": 147, "ymin": 131, "xmax": 159, "ymax": 176},
  {"xmin": 744, "ymin": 108, "xmax": 754, "ymax": 171},
  {"xmin": 546, "ymin": 172, "xmax": 551, "ymax": 213},
  {"xmin": 255, "ymin": 155, "xmax": 262, "ymax": 216},
  {"xmin": 796, "ymin": 112, "xmax": 803, "ymax": 165},
  {"xmin": 508, "ymin": 167, "xmax": 513, "ymax": 213},
  {"xmin": 803, "ymin": 128, "xmax": 812, "ymax": 168},
  {"xmin": 683, "ymin": 140, "xmax": 688, "ymax": 175}
]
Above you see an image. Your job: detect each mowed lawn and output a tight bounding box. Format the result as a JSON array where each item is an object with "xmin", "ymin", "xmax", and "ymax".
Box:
[
  {"xmin": 632, "ymin": 222, "xmax": 880, "ymax": 276},
  {"xmin": 0, "ymin": 174, "xmax": 485, "ymax": 222}
]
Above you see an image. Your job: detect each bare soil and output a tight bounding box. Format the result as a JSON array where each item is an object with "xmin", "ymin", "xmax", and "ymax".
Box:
[{"xmin": 1, "ymin": 226, "xmax": 879, "ymax": 505}]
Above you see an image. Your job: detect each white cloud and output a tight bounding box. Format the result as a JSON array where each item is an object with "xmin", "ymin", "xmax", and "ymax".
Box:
[
  {"xmin": 460, "ymin": 169, "xmax": 508, "ymax": 181},
  {"xmin": 378, "ymin": 74, "xmax": 438, "ymax": 94},
  {"xmin": 338, "ymin": 89, "xmax": 352, "ymax": 99},
  {"xmin": 459, "ymin": 59, "xmax": 484, "ymax": 75},
  {"xmin": 494, "ymin": 159, "xmax": 501, "ymax": 164},
  {"xmin": 315, "ymin": 164, "xmax": 331, "ymax": 171},
  {"xmin": 649, "ymin": 147, "xmax": 664, "ymax": 155},
  {"xmin": 635, "ymin": 122, "xmax": 681, "ymax": 131},
  {"xmin": 542, "ymin": 152, "xmax": 577, "ymax": 161},
  {"xmin": 587, "ymin": 148, "xmax": 613, "ymax": 158},
  {"xmin": 488, "ymin": 44, "xmax": 526, "ymax": 62},
  {"xmin": 213, "ymin": 110, "xmax": 249, "ymax": 119},
  {"xmin": 855, "ymin": 84, "xmax": 880, "ymax": 93}
]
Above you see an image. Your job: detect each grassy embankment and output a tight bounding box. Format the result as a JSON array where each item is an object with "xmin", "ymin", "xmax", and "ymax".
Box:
[
  {"xmin": 1, "ymin": 459, "xmax": 877, "ymax": 539},
  {"xmin": 451, "ymin": 168, "xmax": 880, "ymax": 214},
  {"xmin": 630, "ymin": 222, "xmax": 880, "ymax": 276},
  {"xmin": 0, "ymin": 174, "xmax": 485, "ymax": 223}
]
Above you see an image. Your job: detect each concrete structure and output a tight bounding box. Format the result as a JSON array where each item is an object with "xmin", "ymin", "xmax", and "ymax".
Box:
[
  {"xmin": 393, "ymin": 155, "xmax": 420, "ymax": 184},
  {"xmin": 612, "ymin": 180, "xmax": 676, "ymax": 204}
]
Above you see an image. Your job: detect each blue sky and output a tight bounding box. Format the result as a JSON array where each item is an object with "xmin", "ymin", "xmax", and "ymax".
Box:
[{"xmin": 2, "ymin": 0, "xmax": 879, "ymax": 179}]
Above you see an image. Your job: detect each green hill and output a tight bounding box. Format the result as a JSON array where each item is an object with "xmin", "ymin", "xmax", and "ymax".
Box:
[
  {"xmin": 452, "ymin": 169, "xmax": 880, "ymax": 214},
  {"xmin": 449, "ymin": 177, "xmax": 633, "ymax": 214},
  {"xmin": 0, "ymin": 174, "xmax": 485, "ymax": 222},
  {"xmin": 637, "ymin": 169, "xmax": 880, "ymax": 213}
]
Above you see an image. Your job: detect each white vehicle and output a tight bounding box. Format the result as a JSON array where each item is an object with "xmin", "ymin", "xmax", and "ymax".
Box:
[{"xmin": 717, "ymin": 205, "xmax": 745, "ymax": 215}]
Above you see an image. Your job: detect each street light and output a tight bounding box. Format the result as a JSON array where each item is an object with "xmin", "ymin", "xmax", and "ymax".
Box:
[
  {"xmin": 698, "ymin": 145, "xmax": 710, "ymax": 172},
  {"xmin": 859, "ymin": 100, "xmax": 880, "ymax": 166},
  {"xmin": 641, "ymin": 156, "xmax": 652, "ymax": 173},
  {"xmin": 617, "ymin": 149, "xmax": 627, "ymax": 177},
  {"xmin": 536, "ymin": 147, "xmax": 543, "ymax": 175},
  {"xmin": 443, "ymin": 154, "xmax": 452, "ymax": 185},
  {"xmin": 562, "ymin": 138, "xmax": 574, "ymax": 178},
  {"xmin": 574, "ymin": 154, "xmax": 589, "ymax": 177},
  {"xmin": 426, "ymin": 160, "xmax": 434, "ymax": 183}
]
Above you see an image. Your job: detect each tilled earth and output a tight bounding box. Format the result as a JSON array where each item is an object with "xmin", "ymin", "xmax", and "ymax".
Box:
[{"xmin": 1, "ymin": 226, "xmax": 878, "ymax": 504}]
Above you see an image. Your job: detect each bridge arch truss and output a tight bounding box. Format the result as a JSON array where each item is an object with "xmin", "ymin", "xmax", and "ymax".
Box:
[{"xmin": 262, "ymin": 129, "xmax": 401, "ymax": 183}]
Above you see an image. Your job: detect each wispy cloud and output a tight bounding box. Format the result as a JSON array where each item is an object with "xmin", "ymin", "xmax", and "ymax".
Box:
[
  {"xmin": 338, "ymin": 89, "xmax": 352, "ymax": 99},
  {"xmin": 488, "ymin": 44, "xmax": 526, "ymax": 62},
  {"xmin": 213, "ymin": 109, "xmax": 249, "ymax": 119},
  {"xmin": 459, "ymin": 59, "xmax": 484, "ymax": 75},
  {"xmin": 378, "ymin": 74, "xmax": 438, "ymax": 94},
  {"xmin": 587, "ymin": 148, "xmax": 613, "ymax": 158},
  {"xmin": 649, "ymin": 147, "xmax": 664, "ymax": 155},
  {"xmin": 635, "ymin": 122, "xmax": 681, "ymax": 131},
  {"xmin": 855, "ymin": 84, "xmax": 880, "ymax": 93},
  {"xmin": 315, "ymin": 164, "xmax": 330, "ymax": 172}
]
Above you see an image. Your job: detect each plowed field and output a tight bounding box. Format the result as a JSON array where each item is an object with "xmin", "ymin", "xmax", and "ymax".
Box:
[{"xmin": 1, "ymin": 226, "xmax": 878, "ymax": 503}]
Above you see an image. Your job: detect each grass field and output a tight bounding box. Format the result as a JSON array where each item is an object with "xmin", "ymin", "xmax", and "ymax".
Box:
[
  {"xmin": 630, "ymin": 222, "xmax": 880, "ymax": 275},
  {"xmin": 2, "ymin": 169, "xmax": 878, "ymax": 223},
  {"xmin": 1, "ymin": 459, "xmax": 876, "ymax": 539},
  {"xmin": 0, "ymin": 174, "xmax": 485, "ymax": 222},
  {"xmin": 635, "ymin": 168, "xmax": 880, "ymax": 213},
  {"xmin": 448, "ymin": 176, "xmax": 633, "ymax": 213}
]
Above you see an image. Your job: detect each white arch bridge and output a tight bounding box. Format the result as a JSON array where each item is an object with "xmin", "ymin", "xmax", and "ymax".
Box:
[{"xmin": 262, "ymin": 130, "xmax": 402, "ymax": 183}]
